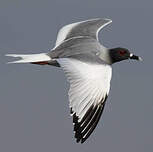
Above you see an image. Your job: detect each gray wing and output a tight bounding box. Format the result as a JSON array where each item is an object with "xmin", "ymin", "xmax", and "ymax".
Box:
[
  {"xmin": 55, "ymin": 18, "xmax": 112, "ymax": 47},
  {"xmin": 49, "ymin": 37, "xmax": 108, "ymax": 63}
]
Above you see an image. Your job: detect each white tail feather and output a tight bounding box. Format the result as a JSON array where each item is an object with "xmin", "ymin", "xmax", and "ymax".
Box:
[{"xmin": 5, "ymin": 53, "xmax": 51, "ymax": 64}]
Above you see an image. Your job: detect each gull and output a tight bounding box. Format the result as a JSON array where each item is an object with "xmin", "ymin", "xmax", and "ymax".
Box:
[{"xmin": 6, "ymin": 18, "xmax": 142, "ymax": 143}]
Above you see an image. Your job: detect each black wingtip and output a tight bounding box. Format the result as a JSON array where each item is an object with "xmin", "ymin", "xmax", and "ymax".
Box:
[
  {"xmin": 81, "ymin": 138, "xmax": 86, "ymax": 144},
  {"xmin": 70, "ymin": 107, "xmax": 73, "ymax": 115},
  {"xmin": 71, "ymin": 95, "xmax": 108, "ymax": 144}
]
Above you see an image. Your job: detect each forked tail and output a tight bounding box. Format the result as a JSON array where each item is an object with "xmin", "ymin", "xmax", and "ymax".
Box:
[{"xmin": 5, "ymin": 53, "xmax": 52, "ymax": 65}]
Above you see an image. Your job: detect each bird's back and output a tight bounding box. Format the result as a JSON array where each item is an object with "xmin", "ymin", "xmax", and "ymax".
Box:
[{"xmin": 48, "ymin": 36, "xmax": 108, "ymax": 64}]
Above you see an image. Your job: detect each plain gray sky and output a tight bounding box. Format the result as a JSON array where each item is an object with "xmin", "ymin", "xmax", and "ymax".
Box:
[{"xmin": 0, "ymin": 0, "xmax": 153, "ymax": 151}]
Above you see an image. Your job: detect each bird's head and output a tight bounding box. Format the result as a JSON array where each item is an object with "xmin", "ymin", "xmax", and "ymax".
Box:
[{"xmin": 109, "ymin": 47, "xmax": 142, "ymax": 64}]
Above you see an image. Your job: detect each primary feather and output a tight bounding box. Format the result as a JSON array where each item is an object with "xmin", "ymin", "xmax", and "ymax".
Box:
[{"xmin": 57, "ymin": 58, "xmax": 112, "ymax": 143}]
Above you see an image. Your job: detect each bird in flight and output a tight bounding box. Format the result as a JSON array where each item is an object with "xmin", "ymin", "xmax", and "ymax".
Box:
[{"xmin": 6, "ymin": 18, "xmax": 142, "ymax": 143}]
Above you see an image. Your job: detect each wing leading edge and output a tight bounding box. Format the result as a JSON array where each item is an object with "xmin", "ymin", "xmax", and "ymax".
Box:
[
  {"xmin": 57, "ymin": 57, "xmax": 112, "ymax": 143},
  {"xmin": 55, "ymin": 18, "xmax": 112, "ymax": 47}
]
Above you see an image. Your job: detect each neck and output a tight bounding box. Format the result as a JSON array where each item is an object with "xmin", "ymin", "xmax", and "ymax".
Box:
[
  {"xmin": 98, "ymin": 47, "xmax": 113, "ymax": 65},
  {"xmin": 109, "ymin": 49, "xmax": 118, "ymax": 63}
]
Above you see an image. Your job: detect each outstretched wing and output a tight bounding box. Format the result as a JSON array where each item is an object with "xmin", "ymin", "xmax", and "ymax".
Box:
[
  {"xmin": 57, "ymin": 57, "xmax": 112, "ymax": 143},
  {"xmin": 55, "ymin": 18, "xmax": 112, "ymax": 47}
]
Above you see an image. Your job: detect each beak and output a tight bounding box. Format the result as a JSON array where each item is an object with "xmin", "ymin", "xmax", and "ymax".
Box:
[{"xmin": 129, "ymin": 53, "xmax": 143, "ymax": 61}]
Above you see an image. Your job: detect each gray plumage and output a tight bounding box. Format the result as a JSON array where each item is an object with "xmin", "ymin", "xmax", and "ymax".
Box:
[
  {"xmin": 48, "ymin": 36, "xmax": 109, "ymax": 65},
  {"xmin": 6, "ymin": 18, "xmax": 142, "ymax": 144}
]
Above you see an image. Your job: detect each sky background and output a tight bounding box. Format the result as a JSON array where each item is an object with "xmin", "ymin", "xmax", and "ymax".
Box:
[{"xmin": 0, "ymin": 0, "xmax": 153, "ymax": 152}]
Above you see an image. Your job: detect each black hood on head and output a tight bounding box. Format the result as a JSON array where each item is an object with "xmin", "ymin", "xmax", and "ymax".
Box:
[
  {"xmin": 109, "ymin": 47, "xmax": 142, "ymax": 64},
  {"xmin": 109, "ymin": 48, "xmax": 130, "ymax": 64}
]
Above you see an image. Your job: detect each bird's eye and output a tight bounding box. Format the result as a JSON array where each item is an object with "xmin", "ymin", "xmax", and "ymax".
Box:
[{"xmin": 119, "ymin": 50, "xmax": 126, "ymax": 56}]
